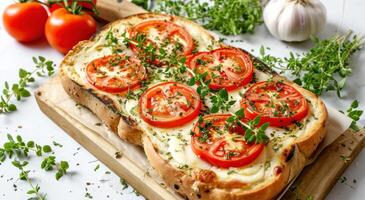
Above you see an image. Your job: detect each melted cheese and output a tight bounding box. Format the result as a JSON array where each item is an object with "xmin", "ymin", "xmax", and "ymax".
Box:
[{"xmin": 63, "ymin": 15, "xmax": 319, "ymax": 188}]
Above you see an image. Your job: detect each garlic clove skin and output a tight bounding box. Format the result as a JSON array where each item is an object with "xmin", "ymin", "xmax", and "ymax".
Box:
[{"xmin": 264, "ymin": 0, "xmax": 327, "ymax": 42}]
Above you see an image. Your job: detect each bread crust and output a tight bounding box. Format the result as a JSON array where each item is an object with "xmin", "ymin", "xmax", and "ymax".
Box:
[
  {"xmin": 144, "ymin": 134, "xmax": 308, "ymax": 200},
  {"xmin": 59, "ymin": 12, "xmax": 328, "ymax": 200}
]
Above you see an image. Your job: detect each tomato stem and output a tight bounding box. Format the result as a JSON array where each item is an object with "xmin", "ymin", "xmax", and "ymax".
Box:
[{"xmin": 48, "ymin": 0, "xmax": 99, "ymax": 15}]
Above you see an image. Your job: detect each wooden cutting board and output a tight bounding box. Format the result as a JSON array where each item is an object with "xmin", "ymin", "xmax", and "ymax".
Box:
[
  {"xmin": 35, "ymin": 1, "xmax": 365, "ymax": 199},
  {"xmin": 35, "ymin": 77, "xmax": 364, "ymax": 200}
]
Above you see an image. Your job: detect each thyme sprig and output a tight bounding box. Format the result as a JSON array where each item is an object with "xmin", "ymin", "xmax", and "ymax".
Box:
[
  {"xmin": 0, "ymin": 56, "xmax": 55, "ymax": 113},
  {"xmin": 259, "ymin": 31, "xmax": 364, "ymax": 97},
  {"xmin": 155, "ymin": 0, "xmax": 263, "ymax": 35},
  {"xmin": 12, "ymin": 160, "xmax": 46, "ymax": 200}
]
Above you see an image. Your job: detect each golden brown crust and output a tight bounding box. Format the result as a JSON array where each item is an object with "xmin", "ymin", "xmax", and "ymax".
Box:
[
  {"xmin": 59, "ymin": 12, "xmax": 328, "ymax": 200},
  {"xmin": 143, "ymin": 135, "xmax": 310, "ymax": 200},
  {"xmin": 59, "ymin": 68, "xmax": 120, "ymax": 133}
]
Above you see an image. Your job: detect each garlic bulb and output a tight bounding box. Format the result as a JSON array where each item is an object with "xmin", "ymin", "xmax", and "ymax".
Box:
[{"xmin": 263, "ymin": 0, "xmax": 327, "ymax": 42}]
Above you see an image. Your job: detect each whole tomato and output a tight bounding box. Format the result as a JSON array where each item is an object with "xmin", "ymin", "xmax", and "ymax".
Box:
[
  {"xmin": 48, "ymin": 0, "xmax": 97, "ymax": 13},
  {"xmin": 2, "ymin": 2, "xmax": 48, "ymax": 42},
  {"xmin": 45, "ymin": 8, "xmax": 97, "ymax": 54}
]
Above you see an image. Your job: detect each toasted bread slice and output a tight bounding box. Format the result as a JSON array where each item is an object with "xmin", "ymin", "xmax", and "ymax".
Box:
[{"xmin": 59, "ymin": 13, "xmax": 327, "ymax": 200}]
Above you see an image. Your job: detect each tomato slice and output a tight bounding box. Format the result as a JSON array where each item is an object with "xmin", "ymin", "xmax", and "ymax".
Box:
[
  {"xmin": 191, "ymin": 114, "xmax": 264, "ymax": 168},
  {"xmin": 129, "ymin": 20, "xmax": 194, "ymax": 64},
  {"xmin": 86, "ymin": 54, "xmax": 146, "ymax": 93},
  {"xmin": 241, "ymin": 81, "xmax": 309, "ymax": 127},
  {"xmin": 139, "ymin": 82, "xmax": 201, "ymax": 128},
  {"xmin": 187, "ymin": 48, "xmax": 254, "ymax": 91}
]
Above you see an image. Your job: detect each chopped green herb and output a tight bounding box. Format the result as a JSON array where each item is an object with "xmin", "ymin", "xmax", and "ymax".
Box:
[
  {"xmin": 94, "ymin": 164, "xmax": 100, "ymax": 171},
  {"xmin": 52, "ymin": 141, "xmax": 63, "ymax": 148},
  {"xmin": 120, "ymin": 178, "xmax": 129, "ymax": 190}
]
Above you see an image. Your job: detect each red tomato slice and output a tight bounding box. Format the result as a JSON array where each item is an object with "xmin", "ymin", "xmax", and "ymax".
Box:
[
  {"xmin": 86, "ymin": 54, "xmax": 146, "ymax": 93},
  {"xmin": 187, "ymin": 48, "xmax": 254, "ymax": 91},
  {"xmin": 129, "ymin": 20, "xmax": 194, "ymax": 64},
  {"xmin": 241, "ymin": 81, "xmax": 309, "ymax": 127},
  {"xmin": 191, "ymin": 114, "xmax": 264, "ymax": 168},
  {"xmin": 139, "ymin": 82, "xmax": 201, "ymax": 128}
]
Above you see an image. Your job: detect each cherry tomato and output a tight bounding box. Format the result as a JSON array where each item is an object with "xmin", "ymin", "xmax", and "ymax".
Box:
[
  {"xmin": 191, "ymin": 114, "xmax": 264, "ymax": 168},
  {"xmin": 187, "ymin": 48, "xmax": 254, "ymax": 91},
  {"xmin": 86, "ymin": 54, "xmax": 146, "ymax": 93},
  {"xmin": 47, "ymin": 0, "xmax": 97, "ymax": 13},
  {"xmin": 129, "ymin": 20, "xmax": 194, "ymax": 65},
  {"xmin": 139, "ymin": 82, "xmax": 201, "ymax": 128},
  {"xmin": 241, "ymin": 81, "xmax": 309, "ymax": 127},
  {"xmin": 2, "ymin": 2, "xmax": 48, "ymax": 42},
  {"xmin": 45, "ymin": 8, "xmax": 97, "ymax": 54}
]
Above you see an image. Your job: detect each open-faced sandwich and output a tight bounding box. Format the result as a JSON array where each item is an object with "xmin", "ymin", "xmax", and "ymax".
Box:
[{"xmin": 59, "ymin": 13, "xmax": 327, "ymax": 200}]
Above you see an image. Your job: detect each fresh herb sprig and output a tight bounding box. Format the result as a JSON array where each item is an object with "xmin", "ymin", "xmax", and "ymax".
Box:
[
  {"xmin": 226, "ymin": 109, "xmax": 270, "ymax": 144},
  {"xmin": 0, "ymin": 134, "xmax": 51, "ymax": 160},
  {"xmin": 184, "ymin": 67, "xmax": 236, "ymax": 113},
  {"xmin": 12, "ymin": 160, "xmax": 46, "ymax": 200},
  {"xmin": 0, "ymin": 134, "xmax": 70, "ymax": 180},
  {"xmin": 41, "ymin": 156, "xmax": 70, "ymax": 180},
  {"xmin": 0, "ymin": 134, "xmax": 70, "ymax": 199},
  {"xmin": 345, "ymin": 100, "xmax": 363, "ymax": 131},
  {"xmin": 155, "ymin": 0, "xmax": 263, "ymax": 35},
  {"xmin": 0, "ymin": 56, "xmax": 55, "ymax": 113},
  {"xmin": 259, "ymin": 31, "xmax": 364, "ymax": 97}
]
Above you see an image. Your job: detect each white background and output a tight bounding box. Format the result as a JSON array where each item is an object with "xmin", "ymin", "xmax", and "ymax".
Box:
[{"xmin": 0, "ymin": 0, "xmax": 364, "ymax": 199}]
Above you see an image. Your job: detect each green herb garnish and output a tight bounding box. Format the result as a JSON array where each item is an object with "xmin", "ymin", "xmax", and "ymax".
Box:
[
  {"xmin": 155, "ymin": 0, "xmax": 263, "ymax": 35},
  {"xmin": 12, "ymin": 160, "xmax": 46, "ymax": 200},
  {"xmin": 346, "ymin": 100, "xmax": 363, "ymax": 131},
  {"xmin": 1, "ymin": 134, "xmax": 70, "ymax": 199},
  {"xmin": 259, "ymin": 31, "xmax": 364, "ymax": 97},
  {"xmin": 226, "ymin": 109, "xmax": 270, "ymax": 144},
  {"xmin": 0, "ymin": 134, "xmax": 70, "ymax": 180},
  {"xmin": 0, "ymin": 56, "xmax": 55, "ymax": 113}
]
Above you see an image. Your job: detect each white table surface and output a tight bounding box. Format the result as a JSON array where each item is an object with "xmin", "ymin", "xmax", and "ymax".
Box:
[{"xmin": 0, "ymin": 0, "xmax": 364, "ymax": 199}]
